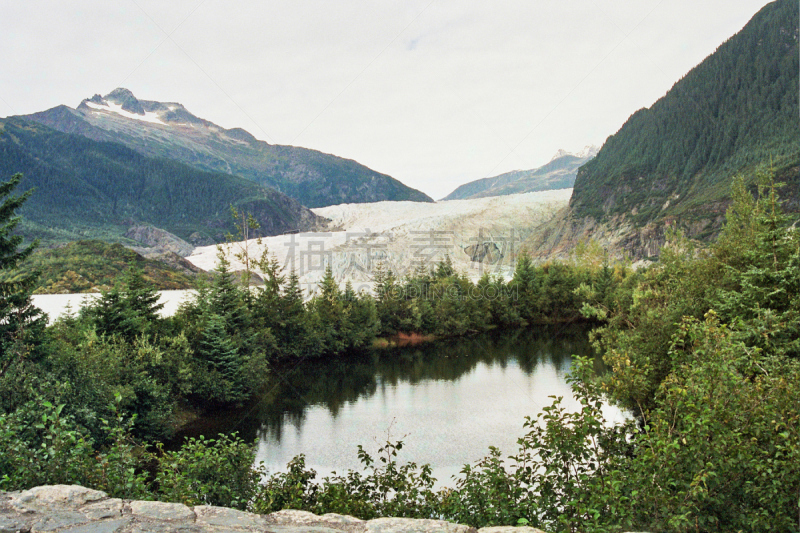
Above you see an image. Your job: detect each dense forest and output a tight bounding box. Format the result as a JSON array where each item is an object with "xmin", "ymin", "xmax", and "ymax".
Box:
[
  {"xmin": 1, "ymin": 168, "xmax": 797, "ymax": 531},
  {"xmin": 0, "ymin": 118, "xmax": 322, "ymax": 245},
  {"xmin": 571, "ymin": 0, "xmax": 799, "ymax": 228}
]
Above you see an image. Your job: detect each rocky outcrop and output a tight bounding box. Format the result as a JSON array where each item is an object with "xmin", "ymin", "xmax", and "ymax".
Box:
[
  {"xmin": 463, "ymin": 242, "xmax": 503, "ymax": 264},
  {"xmin": 124, "ymin": 225, "xmax": 195, "ymax": 257},
  {"xmin": 0, "ymin": 485, "xmax": 554, "ymax": 533}
]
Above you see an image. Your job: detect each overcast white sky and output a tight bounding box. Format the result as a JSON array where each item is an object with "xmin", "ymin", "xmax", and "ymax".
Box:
[{"xmin": 0, "ymin": 0, "xmax": 774, "ymax": 199}]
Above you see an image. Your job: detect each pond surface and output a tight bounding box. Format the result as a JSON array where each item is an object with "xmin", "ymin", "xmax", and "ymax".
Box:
[{"xmin": 177, "ymin": 326, "xmax": 624, "ymax": 488}]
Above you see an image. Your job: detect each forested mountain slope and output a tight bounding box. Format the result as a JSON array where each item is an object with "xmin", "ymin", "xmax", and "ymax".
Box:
[
  {"xmin": 522, "ymin": 0, "xmax": 799, "ymax": 261},
  {"xmin": 0, "ymin": 118, "xmax": 325, "ymax": 245},
  {"xmin": 24, "ymin": 88, "xmax": 433, "ymax": 208},
  {"xmin": 570, "ymin": 0, "xmax": 798, "ymax": 230}
]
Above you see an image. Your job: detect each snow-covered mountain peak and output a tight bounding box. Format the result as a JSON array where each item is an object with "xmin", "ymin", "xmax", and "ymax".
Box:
[
  {"xmin": 78, "ymin": 89, "xmax": 209, "ymax": 128},
  {"xmin": 576, "ymin": 144, "xmax": 600, "ymax": 158},
  {"xmin": 550, "ymin": 148, "xmax": 571, "ymax": 161},
  {"xmin": 549, "ymin": 145, "xmax": 599, "ymax": 162}
]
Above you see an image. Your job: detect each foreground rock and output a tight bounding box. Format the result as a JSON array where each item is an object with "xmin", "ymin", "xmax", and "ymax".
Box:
[{"xmin": 0, "ymin": 485, "xmax": 549, "ymax": 533}]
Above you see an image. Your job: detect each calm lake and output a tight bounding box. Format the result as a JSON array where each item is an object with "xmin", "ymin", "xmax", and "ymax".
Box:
[{"xmin": 177, "ymin": 326, "xmax": 625, "ymax": 488}]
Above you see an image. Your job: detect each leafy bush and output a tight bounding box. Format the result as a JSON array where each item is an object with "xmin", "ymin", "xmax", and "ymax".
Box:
[
  {"xmin": 154, "ymin": 433, "xmax": 261, "ymax": 510},
  {"xmin": 0, "ymin": 398, "xmax": 149, "ymax": 500},
  {"xmin": 252, "ymin": 439, "xmax": 439, "ymax": 520}
]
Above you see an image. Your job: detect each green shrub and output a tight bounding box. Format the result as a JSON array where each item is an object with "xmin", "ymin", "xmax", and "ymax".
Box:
[{"xmin": 154, "ymin": 433, "xmax": 261, "ymax": 510}]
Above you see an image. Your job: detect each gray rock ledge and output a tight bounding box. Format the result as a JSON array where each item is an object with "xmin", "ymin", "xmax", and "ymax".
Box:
[{"xmin": 0, "ymin": 485, "xmax": 552, "ymax": 533}]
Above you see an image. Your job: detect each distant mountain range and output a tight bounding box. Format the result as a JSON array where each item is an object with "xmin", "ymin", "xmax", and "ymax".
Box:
[
  {"xmin": 525, "ymin": 0, "xmax": 799, "ymax": 261},
  {"xmin": 442, "ymin": 146, "xmax": 598, "ymax": 201},
  {"xmin": 24, "ymin": 88, "xmax": 433, "ymax": 208}
]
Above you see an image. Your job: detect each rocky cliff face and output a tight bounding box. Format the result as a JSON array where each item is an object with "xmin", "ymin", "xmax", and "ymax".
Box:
[
  {"xmin": 522, "ymin": 203, "xmax": 729, "ymax": 262},
  {"xmin": 124, "ymin": 225, "xmax": 195, "ymax": 257}
]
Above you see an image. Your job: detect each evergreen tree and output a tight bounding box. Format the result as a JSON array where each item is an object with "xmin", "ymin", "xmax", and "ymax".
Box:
[
  {"xmin": 373, "ymin": 262, "xmax": 411, "ymax": 335},
  {"xmin": 274, "ymin": 271, "xmax": 320, "ymax": 359},
  {"xmin": 196, "ymin": 313, "xmax": 246, "ymax": 404},
  {"xmin": 434, "ymin": 255, "xmax": 455, "ymax": 279},
  {"xmin": 477, "ymin": 273, "xmax": 522, "ymax": 328},
  {"xmin": 509, "ymin": 253, "xmax": 537, "ymax": 323},
  {"xmin": 310, "ymin": 265, "xmax": 348, "ymax": 355},
  {"xmin": 0, "ymin": 173, "xmax": 46, "ymax": 410},
  {"xmin": 252, "ymin": 249, "xmax": 285, "ymax": 329},
  {"xmin": 714, "ymin": 173, "xmax": 800, "ymax": 358},
  {"xmin": 86, "ymin": 267, "xmax": 164, "ymax": 341}
]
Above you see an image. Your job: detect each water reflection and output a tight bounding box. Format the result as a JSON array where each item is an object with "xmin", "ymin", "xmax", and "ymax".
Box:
[{"xmin": 178, "ymin": 325, "xmax": 613, "ymax": 486}]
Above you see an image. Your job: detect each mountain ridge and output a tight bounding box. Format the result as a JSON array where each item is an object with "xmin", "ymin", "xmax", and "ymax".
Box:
[
  {"xmin": 442, "ymin": 146, "xmax": 598, "ymax": 201},
  {"xmin": 24, "ymin": 89, "xmax": 433, "ymax": 208}
]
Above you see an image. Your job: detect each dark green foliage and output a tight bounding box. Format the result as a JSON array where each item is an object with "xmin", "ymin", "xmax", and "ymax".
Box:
[
  {"xmin": 83, "ymin": 267, "xmax": 164, "ymax": 341},
  {"xmin": 616, "ymin": 314, "xmax": 800, "ymax": 532},
  {"xmin": 0, "ymin": 399, "xmax": 261, "ymax": 508},
  {"xmin": 251, "ymin": 439, "xmax": 439, "ymax": 520},
  {"xmin": 271, "ymin": 271, "xmax": 322, "ymax": 359},
  {"xmin": 308, "ymin": 266, "xmax": 351, "ymax": 355},
  {"xmin": 0, "ymin": 118, "xmax": 318, "ymax": 245},
  {"xmin": 367, "ymin": 254, "xmax": 600, "ymax": 341},
  {"xmin": 43, "ymin": 327, "xmax": 192, "ymax": 442},
  {"xmin": 0, "ymin": 173, "xmax": 47, "ymax": 413},
  {"xmin": 571, "ymin": 0, "xmax": 799, "ymax": 226},
  {"xmin": 195, "ymin": 314, "xmax": 248, "ymax": 404},
  {"xmin": 154, "ymin": 433, "xmax": 261, "ymax": 510},
  {"xmin": 373, "ymin": 263, "xmax": 414, "ymax": 335},
  {"xmin": 561, "ymin": 174, "xmax": 800, "ymax": 530},
  {"xmin": 510, "ymin": 253, "xmax": 594, "ymax": 325},
  {"xmin": 476, "ymin": 273, "xmax": 523, "ymax": 328},
  {"xmin": 176, "ymin": 252, "xmax": 271, "ymax": 406},
  {"xmin": 713, "ymin": 175, "xmax": 800, "ymax": 359},
  {"xmin": 590, "ymin": 171, "xmax": 799, "ymax": 416},
  {"xmin": 0, "ymin": 399, "xmax": 150, "ymax": 498}
]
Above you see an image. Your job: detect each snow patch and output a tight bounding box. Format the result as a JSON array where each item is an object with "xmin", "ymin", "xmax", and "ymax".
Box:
[{"xmin": 84, "ymin": 100, "xmax": 166, "ymax": 125}]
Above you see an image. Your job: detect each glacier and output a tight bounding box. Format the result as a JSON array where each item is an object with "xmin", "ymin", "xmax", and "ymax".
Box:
[{"xmin": 187, "ymin": 188, "xmax": 572, "ymax": 295}]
